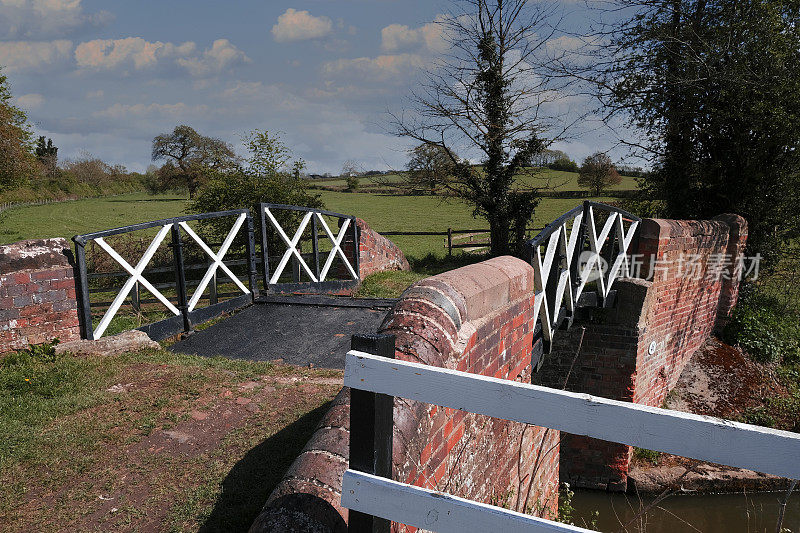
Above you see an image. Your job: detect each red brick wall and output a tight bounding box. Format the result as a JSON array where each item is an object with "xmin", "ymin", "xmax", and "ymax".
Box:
[
  {"xmin": 537, "ymin": 216, "xmax": 748, "ymax": 491},
  {"xmin": 353, "ymin": 218, "xmax": 410, "ymax": 277},
  {"xmin": 0, "ymin": 239, "xmax": 80, "ymax": 354},
  {"xmin": 251, "ymin": 256, "xmax": 560, "ymax": 532}
]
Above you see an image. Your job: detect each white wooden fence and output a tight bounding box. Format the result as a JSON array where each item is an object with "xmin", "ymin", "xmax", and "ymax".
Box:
[{"xmin": 341, "ymin": 350, "xmax": 800, "ymax": 532}]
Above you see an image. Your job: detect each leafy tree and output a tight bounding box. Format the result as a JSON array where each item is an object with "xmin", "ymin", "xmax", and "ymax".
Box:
[
  {"xmin": 35, "ymin": 136, "xmax": 58, "ymax": 177},
  {"xmin": 596, "ymin": 0, "xmax": 800, "ymax": 262},
  {"xmin": 405, "ymin": 143, "xmax": 455, "ymax": 195},
  {"xmin": 578, "ymin": 152, "xmax": 621, "ymax": 196},
  {"xmin": 548, "ymin": 157, "xmax": 579, "ymax": 173},
  {"xmin": 189, "ymin": 130, "xmax": 322, "ymax": 246},
  {"xmin": 394, "ymin": 0, "xmax": 572, "ymax": 256},
  {"xmin": 151, "ymin": 125, "xmax": 236, "ymax": 199},
  {"xmin": 0, "ymin": 69, "xmax": 37, "ymax": 191},
  {"xmin": 61, "ymin": 151, "xmax": 127, "ymax": 186},
  {"xmin": 345, "ymin": 175, "xmax": 360, "ymax": 191}
]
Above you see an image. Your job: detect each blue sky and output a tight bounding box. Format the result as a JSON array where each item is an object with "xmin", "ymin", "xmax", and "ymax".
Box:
[{"xmin": 0, "ymin": 0, "xmax": 624, "ymax": 174}]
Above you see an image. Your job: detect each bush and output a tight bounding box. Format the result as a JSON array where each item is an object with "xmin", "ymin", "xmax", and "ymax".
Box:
[
  {"xmin": 345, "ymin": 175, "xmax": 360, "ymax": 191},
  {"xmin": 548, "ymin": 157, "xmax": 579, "ymax": 173},
  {"xmin": 723, "ymin": 287, "xmax": 800, "ymax": 364}
]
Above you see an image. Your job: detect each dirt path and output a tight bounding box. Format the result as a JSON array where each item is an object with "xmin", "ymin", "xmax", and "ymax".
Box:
[{"xmin": 1, "ymin": 357, "xmax": 343, "ymax": 532}]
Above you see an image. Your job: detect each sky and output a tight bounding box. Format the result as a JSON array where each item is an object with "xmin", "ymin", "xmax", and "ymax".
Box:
[{"xmin": 0, "ymin": 0, "xmax": 628, "ymax": 174}]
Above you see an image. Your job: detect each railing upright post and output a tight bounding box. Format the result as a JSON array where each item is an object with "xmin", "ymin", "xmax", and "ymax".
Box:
[
  {"xmin": 73, "ymin": 239, "xmax": 94, "ymax": 340},
  {"xmin": 352, "ymin": 218, "xmax": 360, "ymax": 279},
  {"xmin": 245, "ymin": 211, "xmax": 260, "ymax": 300},
  {"xmin": 170, "ymin": 223, "xmax": 191, "ymax": 334},
  {"xmin": 259, "ymin": 204, "xmax": 270, "ymax": 292},
  {"xmin": 348, "ymin": 333, "xmax": 395, "ymax": 533},
  {"xmin": 571, "ymin": 201, "xmax": 591, "ymax": 295},
  {"xmin": 312, "ymin": 213, "xmax": 320, "ymax": 280}
]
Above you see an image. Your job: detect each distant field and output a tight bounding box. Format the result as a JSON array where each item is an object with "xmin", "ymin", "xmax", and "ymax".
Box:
[
  {"xmin": 1, "ymin": 186, "xmax": 624, "ymax": 259},
  {"xmin": 312, "ymin": 168, "xmax": 639, "ymax": 192},
  {"xmin": 0, "ymin": 192, "xmax": 188, "ymax": 245}
]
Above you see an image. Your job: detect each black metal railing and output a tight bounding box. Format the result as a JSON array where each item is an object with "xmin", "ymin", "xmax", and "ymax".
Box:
[{"xmin": 73, "ymin": 209, "xmax": 259, "ymax": 341}]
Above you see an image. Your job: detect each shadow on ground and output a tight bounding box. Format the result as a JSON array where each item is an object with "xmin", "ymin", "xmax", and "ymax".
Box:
[{"xmin": 199, "ymin": 402, "xmax": 332, "ymax": 532}]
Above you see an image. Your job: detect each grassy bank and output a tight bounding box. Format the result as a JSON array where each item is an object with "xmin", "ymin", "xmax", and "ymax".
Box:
[{"xmin": 0, "ymin": 343, "xmax": 341, "ymax": 531}]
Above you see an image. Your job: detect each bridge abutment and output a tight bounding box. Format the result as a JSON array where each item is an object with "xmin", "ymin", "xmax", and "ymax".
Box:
[{"xmin": 535, "ymin": 215, "xmax": 748, "ymax": 491}]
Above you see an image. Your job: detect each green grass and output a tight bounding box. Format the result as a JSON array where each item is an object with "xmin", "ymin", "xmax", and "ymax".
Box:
[
  {"xmin": 0, "ymin": 191, "xmax": 188, "ymax": 244},
  {"xmin": 311, "ymin": 168, "xmax": 639, "ymax": 193},
  {"xmin": 320, "ymin": 190, "xmax": 619, "ymax": 258},
  {"xmin": 0, "ymin": 342, "xmax": 341, "ymax": 531},
  {"xmin": 1, "ymin": 185, "xmax": 623, "ymax": 259}
]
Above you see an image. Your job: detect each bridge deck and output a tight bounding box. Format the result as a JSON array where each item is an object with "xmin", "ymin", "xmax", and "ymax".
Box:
[{"xmin": 169, "ymin": 296, "xmax": 395, "ymax": 369}]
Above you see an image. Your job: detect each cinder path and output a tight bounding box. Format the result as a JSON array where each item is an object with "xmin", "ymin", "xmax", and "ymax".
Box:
[{"xmin": 170, "ymin": 296, "xmax": 395, "ymax": 369}]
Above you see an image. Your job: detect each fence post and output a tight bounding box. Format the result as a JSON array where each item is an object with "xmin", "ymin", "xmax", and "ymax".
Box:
[
  {"xmin": 448, "ymin": 227, "xmax": 453, "ymax": 256},
  {"xmin": 170, "ymin": 223, "xmax": 191, "ymax": 334},
  {"xmin": 352, "ymin": 218, "xmax": 360, "ymax": 278},
  {"xmin": 349, "ymin": 333, "xmax": 395, "ymax": 533},
  {"xmin": 73, "ymin": 239, "xmax": 94, "ymax": 340},
  {"xmin": 132, "ymin": 281, "xmax": 141, "ymax": 312}
]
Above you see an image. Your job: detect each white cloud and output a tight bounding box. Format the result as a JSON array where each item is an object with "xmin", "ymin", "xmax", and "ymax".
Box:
[
  {"xmin": 0, "ymin": 0, "xmax": 112, "ymax": 39},
  {"xmin": 14, "ymin": 92, "xmax": 43, "ymax": 109},
  {"xmin": 74, "ymin": 37, "xmax": 248, "ymax": 77},
  {"xmin": 381, "ymin": 16, "xmax": 447, "ymax": 53},
  {"xmin": 0, "ymin": 39, "xmax": 72, "ymax": 71},
  {"xmin": 176, "ymin": 39, "xmax": 249, "ymax": 77},
  {"xmin": 323, "ymin": 53, "xmax": 425, "ymax": 81},
  {"xmin": 271, "ymin": 8, "xmax": 332, "ymax": 43},
  {"xmin": 75, "ymin": 37, "xmax": 195, "ymax": 70},
  {"xmin": 92, "ymin": 102, "xmax": 208, "ymax": 120}
]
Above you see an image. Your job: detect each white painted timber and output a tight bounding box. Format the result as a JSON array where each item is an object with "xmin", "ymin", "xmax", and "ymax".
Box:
[
  {"xmin": 316, "ymin": 213, "xmax": 357, "ymax": 281},
  {"xmin": 341, "ymin": 470, "xmax": 594, "ymax": 533},
  {"xmin": 264, "ymin": 208, "xmax": 318, "ymax": 284},
  {"xmin": 92, "ymin": 224, "xmax": 180, "ymax": 339},
  {"xmin": 344, "ymin": 351, "xmax": 800, "ymax": 479},
  {"xmin": 179, "ymin": 213, "xmax": 250, "ymax": 312}
]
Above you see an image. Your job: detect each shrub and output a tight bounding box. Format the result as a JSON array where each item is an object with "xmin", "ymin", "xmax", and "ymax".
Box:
[
  {"xmin": 723, "ymin": 287, "xmax": 800, "ymax": 364},
  {"xmin": 345, "ymin": 175, "xmax": 360, "ymax": 191},
  {"xmin": 548, "ymin": 157, "xmax": 579, "ymax": 173}
]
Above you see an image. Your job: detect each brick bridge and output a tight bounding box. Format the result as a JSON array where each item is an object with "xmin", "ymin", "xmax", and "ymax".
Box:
[{"xmin": 0, "ymin": 210, "xmax": 748, "ymax": 532}]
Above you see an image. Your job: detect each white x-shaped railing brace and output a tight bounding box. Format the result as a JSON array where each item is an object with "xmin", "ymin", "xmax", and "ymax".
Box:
[
  {"xmin": 532, "ymin": 213, "xmax": 583, "ymax": 343},
  {"xmin": 92, "ymin": 224, "xmax": 180, "ymax": 340},
  {"xmin": 316, "ymin": 214, "xmax": 357, "ymax": 281},
  {"xmin": 265, "ymin": 208, "xmax": 318, "ymax": 284},
  {"xmin": 179, "ymin": 213, "xmax": 250, "ymax": 312},
  {"xmin": 574, "ymin": 207, "xmax": 618, "ymax": 303}
]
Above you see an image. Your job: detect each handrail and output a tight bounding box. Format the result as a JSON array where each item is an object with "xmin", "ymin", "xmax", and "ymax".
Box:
[{"xmin": 525, "ymin": 201, "xmax": 642, "ymax": 356}]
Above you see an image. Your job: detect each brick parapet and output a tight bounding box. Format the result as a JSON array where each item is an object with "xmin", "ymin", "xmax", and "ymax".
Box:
[
  {"xmin": 251, "ymin": 256, "xmax": 560, "ymax": 532},
  {"xmin": 0, "ymin": 239, "xmax": 80, "ymax": 353}
]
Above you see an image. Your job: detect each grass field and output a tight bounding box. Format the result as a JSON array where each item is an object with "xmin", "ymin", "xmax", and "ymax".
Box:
[
  {"xmin": 313, "ymin": 168, "xmax": 639, "ymax": 192},
  {"xmin": 0, "ymin": 192, "xmax": 189, "ymax": 245},
  {"xmin": 0, "ymin": 173, "xmax": 627, "ymax": 259}
]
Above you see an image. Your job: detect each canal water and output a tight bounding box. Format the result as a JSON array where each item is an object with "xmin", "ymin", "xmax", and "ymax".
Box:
[{"xmin": 572, "ymin": 490, "xmax": 800, "ymax": 532}]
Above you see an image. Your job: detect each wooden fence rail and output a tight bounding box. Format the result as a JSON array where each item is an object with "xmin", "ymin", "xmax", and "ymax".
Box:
[
  {"xmin": 378, "ymin": 227, "xmax": 544, "ymax": 256},
  {"xmin": 342, "ymin": 349, "xmax": 800, "ymax": 532}
]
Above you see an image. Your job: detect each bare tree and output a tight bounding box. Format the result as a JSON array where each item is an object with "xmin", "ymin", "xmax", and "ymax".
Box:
[{"xmin": 392, "ymin": 0, "xmax": 577, "ymax": 256}]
